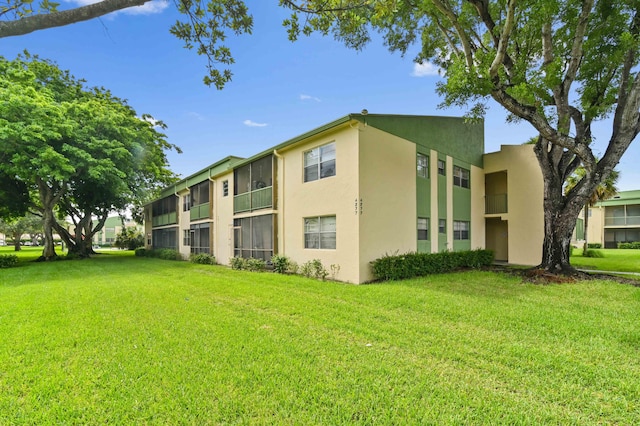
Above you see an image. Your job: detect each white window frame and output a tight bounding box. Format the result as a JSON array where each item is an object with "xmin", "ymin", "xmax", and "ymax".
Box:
[
  {"xmin": 417, "ymin": 153, "xmax": 428, "ymax": 178},
  {"xmin": 417, "ymin": 217, "xmax": 429, "ymax": 240},
  {"xmin": 453, "ymin": 166, "xmax": 470, "ymax": 188},
  {"xmin": 304, "ymin": 215, "xmax": 336, "ymax": 249},
  {"xmin": 438, "ymin": 159, "xmax": 446, "ymax": 176},
  {"xmin": 453, "ymin": 220, "xmax": 470, "ymax": 240},
  {"xmin": 304, "ymin": 142, "xmax": 336, "ymax": 182}
]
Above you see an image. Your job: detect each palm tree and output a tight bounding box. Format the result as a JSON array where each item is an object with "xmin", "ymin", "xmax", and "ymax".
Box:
[{"xmin": 565, "ymin": 167, "xmax": 620, "ymax": 254}]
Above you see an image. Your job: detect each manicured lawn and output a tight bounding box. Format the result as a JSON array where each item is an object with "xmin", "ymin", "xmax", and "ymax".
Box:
[
  {"xmin": 570, "ymin": 248, "xmax": 640, "ymax": 273},
  {"xmin": 1, "ymin": 252, "xmax": 639, "ymax": 424}
]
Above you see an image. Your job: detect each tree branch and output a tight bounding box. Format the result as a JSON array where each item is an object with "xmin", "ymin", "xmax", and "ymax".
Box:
[
  {"xmin": 489, "ymin": 0, "xmax": 515, "ymax": 79},
  {"xmin": 0, "ymin": 0, "xmax": 150, "ymax": 38}
]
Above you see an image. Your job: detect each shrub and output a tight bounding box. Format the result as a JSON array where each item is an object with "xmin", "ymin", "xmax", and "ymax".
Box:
[
  {"xmin": 287, "ymin": 261, "xmax": 299, "ymax": 275},
  {"xmin": 0, "ymin": 254, "xmax": 18, "ymax": 268},
  {"xmin": 271, "ymin": 254, "xmax": 291, "ymax": 274},
  {"xmin": 587, "ymin": 243, "xmax": 602, "ymax": 249},
  {"xmin": 230, "ymin": 256, "xmax": 248, "ymax": 270},
  {"xmin": 190, "ymin": 253, "xmax": 216, "ymax": 265},
  {"xmin": 584, "ymin": 249, "xmax": 605, "ymax": 258},
  {"xmin": 618, "ymin": 241, "xmax": 640, "ymax": 249},
  {"xmin": 246, "ymin": 258, "xmax": 267, "ymax": 272},
  {"xmin": 300, "ymin": 259, "xmax": 328, "ymax": 280},
  {"xmin": 137, "ymin": 248, "xmax": 182, "ymax": 260},
  {"xmin": 370, "ymin": 249, "xmax": 495, "ymax": 281}
]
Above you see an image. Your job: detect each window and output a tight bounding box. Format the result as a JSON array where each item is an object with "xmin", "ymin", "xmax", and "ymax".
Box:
[
  {"xmin": 438, "ymin": 160, "xmax": 446, "ymax": 176},
  {"xmin": 183, "ymin": 229, "xmax": 191, "ymax": 246},
  {"xmin": 304, "ymin": 142, "xmax": 336, "ymax": 182},
  {"xmin": 183, "ymin": 193, "xmax": 191, "ymax": 211},
  {"xmin": 417, "ymin": 217, "xmax": 429, "ymax": 240},
  {"xmin": 190, "ymin": 223, "xmax": 210, "ymax": 254},
  {"xmin": 190, "ymin": 181, "xmax": 210, "ymax": 206},
  {"xmin": 439, "ymin": 219, "xmax": 446, "ymax": 234},
  {"xmin": 222, "ymin": 180, "xmax": 229, "ymax": 197},
  {"xmin": 233, "ymin": 214, "xmax": 273, "ymax": 260},
  {"xmin": 151, "ymin": 195, "xmax": 178, "ymax": 217},
  {"xmin": 453, "ymin": 166, "xmax": 470, "ymax": 188},
  {"xmin": 152, "ymin": 227, "xmax": 178, "ymax": 250},
  {"xmin": 304, "ymin": 216, "xmax": 336, "ymax": 249},
  {"xmin": 454, "ymin": 221, "xmax": 470, "ymax": 240},
  {"xmin": 417, "ymin": 153, "xmax": 428, "ymax": 178}
]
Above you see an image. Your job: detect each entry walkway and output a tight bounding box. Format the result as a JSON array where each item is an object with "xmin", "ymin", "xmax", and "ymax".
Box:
[{"xmin": 577, "ymin": 269, "xmax": 640, "ymax": 277}]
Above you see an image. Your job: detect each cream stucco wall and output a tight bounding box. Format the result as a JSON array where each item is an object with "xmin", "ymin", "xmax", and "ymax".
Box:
[
  {"xmin": 177, "ymin": 189, "xmax": 191, "ymax": 259},
  {"xmin": 278, "ymin": 123, "xmax": 361, "ymax": 283},
  {"xmin": 470, "ymin": 164, "xmax": 485, "ymax": 250},
  {"xmin": 585, "ymin": 206, "xmax": 605, "ymax": 245},
  {"xmin": 358, "ymin": 126, "xmax": 417, "ymax": 283},
  {"xmin": 213, "ymin": 170, "xmax": 235, "ymax": 265},
  {"xmin": 483, "ymin": 144, "xmax": 544, "ymax": 265}
]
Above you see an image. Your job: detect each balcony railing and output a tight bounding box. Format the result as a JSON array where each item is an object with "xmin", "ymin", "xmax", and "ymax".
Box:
[
  {"xmin": 190, "ymin": 202, "xmax": 210, "ymax": 221},
  {"xmin": 605, "ymin": 215, "xmax": 640, "ymax": 226},
  {"xmin": 234, "ymin": 186, "xmax": 272, "ymax": 214},
  {"xmin": 152, "ymin": 212, "xmax": 177, "ymax": 227},
  {"xmin": 485, "ymin": 193, "xmax": 508, "ymax": 214}
]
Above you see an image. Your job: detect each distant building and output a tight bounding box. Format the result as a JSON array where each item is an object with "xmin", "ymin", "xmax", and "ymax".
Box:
[
  {"xmin": 580, "ymin": 190, "xmax": 640, "ymax": 248},
  {"xmin": 144, "ymin": 113, "xmax": 544, "ymax": 283},
  {"xmin": 93, "ymin": 216, "xmax": 143, "ymax": 246}
]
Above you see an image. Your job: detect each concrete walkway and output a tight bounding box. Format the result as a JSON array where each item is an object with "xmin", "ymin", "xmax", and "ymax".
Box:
[{"xmin": 577, "ymin": 269, "xmax": 640, "ymax": 277}]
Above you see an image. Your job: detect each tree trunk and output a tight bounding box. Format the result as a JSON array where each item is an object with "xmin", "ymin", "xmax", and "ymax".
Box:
[
  {"xmin": 12, "ymin": 231, "xmax": 21, "ymax": 251},
  {"xmin": 40, "ymin": 206, "xmax": 57, "ymax": 260}
]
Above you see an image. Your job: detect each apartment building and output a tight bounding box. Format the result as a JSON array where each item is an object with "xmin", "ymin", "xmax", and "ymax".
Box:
[
  {"xmin": 144, "ymin": 113, "xmax": 544, "ymax": 283},
  {"xmin": 580, "ymin": 190, "xmax": 640, "ymax": 248}
]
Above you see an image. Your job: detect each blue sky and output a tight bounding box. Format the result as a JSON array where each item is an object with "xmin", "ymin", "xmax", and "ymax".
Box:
[{"xmin": 3, "ymin": 0, "xmax": 639, "ymax": 191}]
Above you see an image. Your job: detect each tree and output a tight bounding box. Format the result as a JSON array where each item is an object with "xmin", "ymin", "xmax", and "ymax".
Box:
[
  {"xmin": 278, "ymin": 0, "xmax": 640, "ymax": 273},
  {"xmin": 0, "ymin": 0, "xmax": 253, "ymax": 88},
  {"xmin": 114, "ymin": 227, "xmax": 145, "ymax": 250},
  {"xmin": 0, "ymin": 214, "xmax": 42, "ymax": 251},
  {"xmin": 566, "ymin": 166, "xmax": 619, "ymax": 254},
  {"xmin": 0, "ymin": 54, "xmax": 179, "ymax": 259}
]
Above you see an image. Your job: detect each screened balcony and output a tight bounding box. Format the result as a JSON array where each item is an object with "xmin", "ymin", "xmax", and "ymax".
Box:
[{"xmin": 233, "ymin": 155, "xmax": 274, "ymax": 214}]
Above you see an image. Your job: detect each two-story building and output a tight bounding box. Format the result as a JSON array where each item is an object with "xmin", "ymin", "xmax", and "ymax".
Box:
[{"xmin": 144, "ymin": 113, "xmax": 545, "ymax": 283}]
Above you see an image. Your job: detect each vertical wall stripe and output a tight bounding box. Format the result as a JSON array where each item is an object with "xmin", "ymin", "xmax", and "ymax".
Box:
[
  {"xmin": 430, "ymin": 150, "xmax": 439, "ymax": 253},
  {"xmin": 446, "ymin": 156, "xmax": 454, "ymax": 250}
]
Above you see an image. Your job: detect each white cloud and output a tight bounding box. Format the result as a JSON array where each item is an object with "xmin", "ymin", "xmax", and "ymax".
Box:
[
  {"xmin": 411, "ymin": 61, "xmax": 440, "ymax": 77},
  {"xmin": 64, "ymin": 0, "xmax": 168, "ymax": 15},
  {"xmin": 300, "ymin": 94, "xmax": 321, "ymax": 102},
  {"xmin": 244, "ymin": 119, "xmax": 268, "ymax": 127},
  {"xmin": 186, "ymin": 111, "xmax": 205, "ymax": 121}
]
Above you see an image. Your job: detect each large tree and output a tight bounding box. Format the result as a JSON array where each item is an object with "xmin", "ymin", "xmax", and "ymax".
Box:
[
  {"xmin": 0, "ymin": 0, "xmax": 253, "ymax": 88},
  {"xmin": 277, "ymin": 0, "xmax": 640, "ymax": 273},
  {"xmin": 0, "ymin": 213, "xmax": 42, "ymax": 251},
  {"xmin": 0, "ymin": 54, "xmax": 179, "ymax": 259}
]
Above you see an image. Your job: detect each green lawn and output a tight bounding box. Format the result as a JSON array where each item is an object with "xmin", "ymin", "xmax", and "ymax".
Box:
[
  {"xmin": 570, "ymin": 248, "xmax": 640, "ymax": 273},
  {"xmin": 1, "ymin": 251, "xmax": 639, "ymax": 424}
]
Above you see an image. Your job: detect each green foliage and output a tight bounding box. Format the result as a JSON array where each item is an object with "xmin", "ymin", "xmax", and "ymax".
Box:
[
  {"xmin": 587, "ymin": 243, "xmax": 602, "ymax": 249},
  {"xmin": 190, "ymin": 253, "xmax": 216, "ymax": 265},
  {"xmin": 618, "ymin": 242, "xmax": 640, "ymax": 249},
  {"xmin": 371, "ymin": 249, "xmax": 495, "ymax": 281},
  {"xmin": 136, "ymin": 248, "xmax": 182, "ymax": 261},
  {"xmin": 300, "ymin": 259, "xmax": 328, "ymax": 280},
  {"xmin": 114, "ymin": 227, "xmax": 145, "ymax": 250},
  {"xmin": 583, "ymin": 249, "xmax": 605, "ymax": 258},
  {"xmin": 229, "ymin": 256, "xmax": 267, "ymax": 272},
  {"xmin": 271, "ymin": 254, "xmax": 291, "ymax": 274},
  {"xmin": 0, "ymin": 254, "xmax": 18, "ymax": 268}
]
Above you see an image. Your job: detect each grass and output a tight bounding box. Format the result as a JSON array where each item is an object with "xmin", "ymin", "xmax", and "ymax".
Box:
[
  {"xmin": 1, "ymin": 250, "xmax": 639, "ymax": 424},
  {"xmin": 571, "ymin": 248, "xmax": 640, "ymax": 273}
]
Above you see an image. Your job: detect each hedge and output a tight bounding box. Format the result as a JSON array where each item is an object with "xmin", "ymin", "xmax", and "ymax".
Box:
[
  {"xmin": 618, "ymin": 242, "xmax": 640, "ymax": 249},
  {"xmin": 370, "ymin": 249, "xmax": 494, "ymax": 281},
  {"xmin": 0, "ymin": 254, "xmax": 18, "ymax": 268}
]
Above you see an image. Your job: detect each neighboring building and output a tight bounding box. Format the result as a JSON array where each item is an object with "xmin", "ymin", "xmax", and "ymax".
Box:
[
  {"xmin": 93, "ymin": 216, "xmax": 143, "ymax": 246},
  {"xmin": 144, "ymin": 113, "xmax": 544, "ymax": 283},
  {"xmin": 580, "ymin": 190, "xmax": 640, "ymax": 248}
]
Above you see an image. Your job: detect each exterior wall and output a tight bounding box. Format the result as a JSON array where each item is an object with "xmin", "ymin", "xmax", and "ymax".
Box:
[
  {"xmin": 358, "ymin": 126, "xmax": 417, "ymax": 283},
  {"xmin": 470, "ymin": 165, "xmax": 485, "ymax": 250},
  {"xmin": 215, "ymin": 171, "xmax": 235, "ymax": 265},
  {"xmin": 483, "ymin": 144, "xmax": 544, "ymax": 265},
  {"xmin": 279, "ymin": 123, "xmax": 361, "ymax": 283},
  {"xmin": 177, "ymin": 189, "xmax": 191, "ymax": 259}
]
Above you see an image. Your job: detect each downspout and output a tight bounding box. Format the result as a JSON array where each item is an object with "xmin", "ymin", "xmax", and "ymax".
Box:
[{"xmin": 273, "ymin": 148, "xmax": 284, "ymax": 254}]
